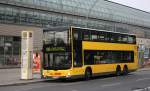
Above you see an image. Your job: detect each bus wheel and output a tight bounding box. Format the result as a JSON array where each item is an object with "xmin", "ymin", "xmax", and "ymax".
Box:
[
  {"xmin": 116, "ymin": 66, "xmax": 121, "ymax": 76},
  {"xmin": 123, "ymin": 66, "xmax": 128, "ymax": 75},
  {"xmin": 84, "ymin": 68, "xmax": 92, "ymax": 80}
]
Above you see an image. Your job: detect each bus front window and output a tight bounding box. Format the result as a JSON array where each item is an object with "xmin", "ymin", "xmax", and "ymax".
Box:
[{"xmin": 43, "ymin": 30, "xmax": 68, "ymax": 46}]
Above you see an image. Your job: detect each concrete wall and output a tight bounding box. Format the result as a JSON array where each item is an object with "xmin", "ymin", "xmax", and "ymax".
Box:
[
  {"xmin": 0, "ymin": 24, "xmax": 43, "ymax": 51},
  {"xmin": 137, "ymin": 38, "xmax": 150, "ymax": 48}
]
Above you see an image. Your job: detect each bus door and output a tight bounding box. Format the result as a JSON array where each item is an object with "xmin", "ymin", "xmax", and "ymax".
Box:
[{"xmin": 71, "ymin": 28, "xmax": 84, "ymax": 76}]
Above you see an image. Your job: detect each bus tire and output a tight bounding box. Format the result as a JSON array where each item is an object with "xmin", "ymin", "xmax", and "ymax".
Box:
[
  {"xmin": 84, "ymin": 68, "xmax": 92, "ymax": 80},
  {"xmin": 123, "ymin": 65, "xmax": 128, "ymax": 75},
  {"xmin": 116, "ymin": 66, "xmax": 121, "ymax": 76}
]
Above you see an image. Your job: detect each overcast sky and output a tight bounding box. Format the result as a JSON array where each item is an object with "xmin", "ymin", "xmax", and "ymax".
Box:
[{"xmin": 109, "ymin": 0, "xmax": 150, "ymax": 12}]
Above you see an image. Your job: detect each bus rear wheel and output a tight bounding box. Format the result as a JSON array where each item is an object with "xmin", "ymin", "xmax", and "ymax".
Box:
[
  {"xmin": 84, "ymin": 68, "xmax": 92, "ymax": 80},
  {"xmin": 116, "ymin": 66, "xmax": 121, "ymax": 76},
  {"xmin": 123, "ymin": 66, "xmax": 128, "ymax": 75}
]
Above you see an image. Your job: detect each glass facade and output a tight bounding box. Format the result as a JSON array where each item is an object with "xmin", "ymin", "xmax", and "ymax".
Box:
[
  {"xmin": 0, "ymin": 0, "xmax": 150, "ymax": 27},
  {"xmin": 0, "ymin": 36, "xmax": 21, "ymax": 68},
  {"xmin": 0, "ymin": 0, "xmax": 150, "ymax": 38}
]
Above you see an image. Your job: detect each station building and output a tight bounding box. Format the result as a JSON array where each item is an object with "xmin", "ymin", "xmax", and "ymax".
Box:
[{"xmin": 0, "ymin": 0, "xmax": 150, "ymax": 68}]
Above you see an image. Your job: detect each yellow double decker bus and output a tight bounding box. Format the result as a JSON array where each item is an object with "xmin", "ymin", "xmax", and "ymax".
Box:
[{"xmin": 42, "ymin": 26, "xmax": 138, "ymax": 80}]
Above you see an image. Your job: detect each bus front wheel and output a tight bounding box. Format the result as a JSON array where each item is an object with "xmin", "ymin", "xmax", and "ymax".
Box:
[{"xmin": 84, "ymin": 68, "xmax": 92, "ymax": 80}]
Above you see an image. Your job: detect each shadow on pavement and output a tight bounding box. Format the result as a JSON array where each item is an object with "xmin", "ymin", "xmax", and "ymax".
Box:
[{"xmin": 43, "ymin": 73, "xmax": 134, "ymax": 83}]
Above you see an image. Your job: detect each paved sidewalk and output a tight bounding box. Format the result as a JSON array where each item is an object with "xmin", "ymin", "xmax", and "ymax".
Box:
[{"xmin": 0, "ymin": 68, "xmax": 44, "ymax": 86}]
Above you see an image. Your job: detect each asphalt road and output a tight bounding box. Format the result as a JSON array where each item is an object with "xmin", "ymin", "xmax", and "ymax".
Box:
[{"xmin": 1, "ymin": 70, "xmax": 150, "ymax": 91}]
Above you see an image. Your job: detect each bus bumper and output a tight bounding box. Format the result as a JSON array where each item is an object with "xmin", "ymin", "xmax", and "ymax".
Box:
[
  {"xmin": 42, "ymin": 75, "xmax": 83, "ymax": 80},
  {"xmin": 42, "ymin": 75, "xmax": 72, "ymax": 80}
]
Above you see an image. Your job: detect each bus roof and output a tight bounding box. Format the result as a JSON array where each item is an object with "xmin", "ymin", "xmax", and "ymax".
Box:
[
  {"xmin": 43, "ymin": 26, "xmax": 136, "ymax": 36},
  {"xmin": 72, "ymin": 26, "xmax": 136, "ymax": 36}
]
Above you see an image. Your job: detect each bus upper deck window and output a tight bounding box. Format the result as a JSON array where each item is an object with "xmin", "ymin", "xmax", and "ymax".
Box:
[
  {"xmin": 128, "ymin": 36, "xmax": 134, "ymax": 44},
  {"xmin": 83, "ymin": 32, "xmax": 90, "ymax": 40},
  {"xmin": 91, "ymin": 34, "xmax": 98, "ymax": 40}
]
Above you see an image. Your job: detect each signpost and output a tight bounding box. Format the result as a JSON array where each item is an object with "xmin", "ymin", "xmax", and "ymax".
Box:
[{"xmin": 21, "ymin": 31, "xmax": 33, "ymax": 79}]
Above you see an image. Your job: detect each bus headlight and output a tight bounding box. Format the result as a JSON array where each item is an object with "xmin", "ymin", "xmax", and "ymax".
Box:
[
  {"xmin": 68, "ymin": 72, "xmax": 71, "ymax": 76},
  {"xmin": 66, "ymin": 72, "xmax": 71, "ymax": 77}
]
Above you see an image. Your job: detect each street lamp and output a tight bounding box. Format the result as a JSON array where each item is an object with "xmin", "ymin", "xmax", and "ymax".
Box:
[{"xmin": 86, "ymin": 0, "xmax": 100, "ymax": 28}]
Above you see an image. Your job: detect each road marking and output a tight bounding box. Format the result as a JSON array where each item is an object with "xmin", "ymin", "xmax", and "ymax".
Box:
[
  {"xmin": 148, "ymin": 86, "xmax": 150, "ymax": 89},
  {"xmin": 101, "ymin": 82, "xmax": 121, "ymax": 87},
  {"xmin": 136, "ymin": 78, "xmax": 150, "ymax": 81},
  {"xmin": 72, "ymin": 90, "xmax": 78, "ymax": 91},
  {"xmin": 132, "ymin": 89, "xmax": 145, "ymax": 91},
  {"xmin": 133, "ymin": 86, "xmax": 150, "ymax": 91}
]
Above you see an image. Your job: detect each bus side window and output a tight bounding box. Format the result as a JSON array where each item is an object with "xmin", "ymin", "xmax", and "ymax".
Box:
[
  {"xmin": 110, "ymin": 33, "xmax": 117, "ymax": 43},
  {"xmin": 128, "ymin": 36, "xmax": 134, "ymax": 44},
  {"xmin": 91, "ymin": 31, "xmax": 98, "ymax": 41},
  {"xmin": 128, "ymin": 36, "xmax": 136, "ymax": 44},
  {"xmin": 84, "ymin": 51, "xmax": 94, "ymax": 65},
  {"xmin": 83, "ymin": 30, "xmax": 90, "ymax": 41},
  {"xmin": 122, "ymin": 35, "xmax": 128, "ymax": 43},
  {"xmin": 117, "ymin": 34, "xmax": 124, "ymax": 43},
  {"xmin": 98, "ymin": 31, "xmax": 105, "ymax": 41}
]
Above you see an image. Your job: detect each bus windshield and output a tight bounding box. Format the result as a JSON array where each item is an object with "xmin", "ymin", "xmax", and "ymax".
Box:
[
  {"xmin": 43, "ymin": 28, "xmax": 72, "ymax": 70},
  {"xmin": 43, "ymin": 52, "xmax": 72, "ymax": 70}
]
